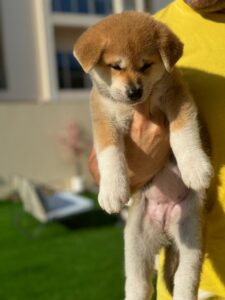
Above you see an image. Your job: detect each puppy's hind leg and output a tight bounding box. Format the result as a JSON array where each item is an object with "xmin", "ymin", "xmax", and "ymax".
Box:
[
  {"xmin": 124, "ymin": 194, "xmax": 160, "ymax": 300},
  {"xmin": 169, "ymin": 191, "xmax": 203, "ymax": 300}
]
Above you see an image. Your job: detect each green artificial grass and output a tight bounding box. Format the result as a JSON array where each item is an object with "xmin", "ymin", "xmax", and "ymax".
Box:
[
  {"xmin": 0, "ymin": 194, "xmax": 124, "ymax": 300},
  {"xmin": 0, "ymin": 193, "xmax": 157, "ymax": 300}
]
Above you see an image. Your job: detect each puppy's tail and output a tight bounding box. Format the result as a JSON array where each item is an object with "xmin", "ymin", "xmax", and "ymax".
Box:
[{"xmin": 163, "ymin": 242, "xmax": 179, "ymax": 295}]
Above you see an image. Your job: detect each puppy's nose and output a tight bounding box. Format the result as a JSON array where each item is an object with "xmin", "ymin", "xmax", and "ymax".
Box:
[{"xmin": 126, "ymin": 87, "xmax": 143, "ymax": 101}]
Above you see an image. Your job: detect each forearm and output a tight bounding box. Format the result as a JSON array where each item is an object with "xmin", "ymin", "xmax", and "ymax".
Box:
[{"xmin": 89, "ymin": 108, "xmax": 170, "ymax": 192}]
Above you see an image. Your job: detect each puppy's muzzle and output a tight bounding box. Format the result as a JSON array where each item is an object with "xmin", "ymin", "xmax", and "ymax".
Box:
[{"xmin": 126, "ymin": 87, "xmax": 143, "ymax": 102}]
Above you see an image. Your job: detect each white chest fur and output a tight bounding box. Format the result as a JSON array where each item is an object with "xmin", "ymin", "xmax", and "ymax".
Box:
[{"xmin": 99, "ymin": 96, "xmax": 134, "ymax": 133}]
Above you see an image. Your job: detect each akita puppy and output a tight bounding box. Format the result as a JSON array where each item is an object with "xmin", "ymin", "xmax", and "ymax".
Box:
[{"xmin": 74, "ymin": 12, "xmax": 213, "ymax": 300}]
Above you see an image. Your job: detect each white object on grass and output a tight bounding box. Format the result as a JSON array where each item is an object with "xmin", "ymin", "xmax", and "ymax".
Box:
[{"xmin": 12, "ymin": 176, "xmax": 94, "ymax": 223}]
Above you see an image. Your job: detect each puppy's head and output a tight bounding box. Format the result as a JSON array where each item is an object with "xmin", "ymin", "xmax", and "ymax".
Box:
[{"xmin": 74, "ymin": 12, "xmax": 183, "ymax": 105}]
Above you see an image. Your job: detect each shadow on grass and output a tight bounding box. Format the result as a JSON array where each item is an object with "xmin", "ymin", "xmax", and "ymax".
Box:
[
  {"xmin": 60, "ymin": 208, "xmax": 120, "ymax": 230},
  {"xmin": 10, "ymin": 194, "xmax": 121, "ymax": 238}
]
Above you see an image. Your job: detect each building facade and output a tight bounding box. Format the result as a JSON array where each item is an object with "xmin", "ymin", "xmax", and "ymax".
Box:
[{"xmin": 0, "ymin": 0, "xmax": 171, "ymax": 102}]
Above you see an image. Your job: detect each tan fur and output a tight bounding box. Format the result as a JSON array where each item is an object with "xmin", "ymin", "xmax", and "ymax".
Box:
[
  {"xmin": 160, "ymin": 71, "xmax": 198, "ymax": 131},
  {"xmin": 74, "ymin": 11, "xmax": 213, "ymax": 300},
  {"xmin": 74, "ymin": 12, "xmax": 182, "ymax": 73},
  {"xmin": 91, "ymin": 89, "xmax": 121, "ymax": 150},
  {"xmin": 73, "ymin": 27, "xmax": 105, "ymax": 73}
]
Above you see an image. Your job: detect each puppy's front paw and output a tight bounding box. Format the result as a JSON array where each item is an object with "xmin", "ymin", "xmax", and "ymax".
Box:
[
  {"xmin": 178, "ymin": 150, "xmax": 213, "ymax": 191},
  {"xmin": 98, "ymin": 177, "xmax": 130, "ymax": 214}
]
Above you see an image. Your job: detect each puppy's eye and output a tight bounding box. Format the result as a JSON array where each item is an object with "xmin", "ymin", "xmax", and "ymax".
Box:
[
  {"xmin": 110, "ymin": 64, "xmax": 122, "ymax": 71},
  {"xmin": 140, "ymin": 63, "xmax": 152, "ymax": 72}
]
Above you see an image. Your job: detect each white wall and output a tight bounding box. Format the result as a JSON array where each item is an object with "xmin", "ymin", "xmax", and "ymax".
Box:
[{"xmin": 0, "ymin": 100, "xmax": 93, "ymax": 189}]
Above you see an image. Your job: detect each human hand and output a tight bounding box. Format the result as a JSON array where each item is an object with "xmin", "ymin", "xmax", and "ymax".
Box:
[{"xmin": 88, "ymin": 102, "xmax": 170, "ymax": 192}]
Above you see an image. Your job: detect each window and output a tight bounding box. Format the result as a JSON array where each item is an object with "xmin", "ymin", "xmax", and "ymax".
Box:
[
  {"xmin": 54, "ymin": 26, "xmax": 91, "ymax": 90},
  {"xmin": 56, "ymin": 51, "xmax": 91, "ymax": 89},
  {"xmin": 52, "ymin": 0, "xmax": 112, "ymax": 15}
]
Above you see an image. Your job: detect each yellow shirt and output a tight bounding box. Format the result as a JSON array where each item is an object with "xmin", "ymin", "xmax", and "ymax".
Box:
[{"xmin": 155, "ymin": 1, "xmax": 225, "ymax": 299}]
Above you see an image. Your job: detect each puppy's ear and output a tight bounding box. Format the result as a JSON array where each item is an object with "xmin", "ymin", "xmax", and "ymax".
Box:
[
  {"xmin": 158, "ymin": 26, "xmax": 183, "ymax": 72},
  {"xmin": 73, "ymin": 28, "xmax": 105, "ymax": 73}
]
